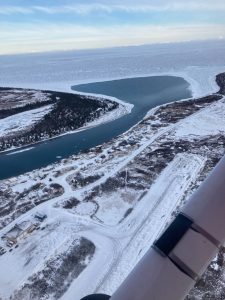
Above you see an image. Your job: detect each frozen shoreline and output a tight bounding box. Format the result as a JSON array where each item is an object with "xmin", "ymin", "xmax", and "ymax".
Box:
[
  {"xmin": 0, "ymin": 89, "xmax": 133, "ymax": 155},
  {"xmin": 1, "ymin": 65, "xmax": 224, "ymax": 99},
  {"xmin": 1, "ymin": 66, "xmax": 223, "ymax": 155},
  {"xmin": 0, "ymin": 42, "xmax": 225, "ymax": 299},
  {"xmin": 0, "ymin": 71, "xmax": 224, "ymax": 299}
]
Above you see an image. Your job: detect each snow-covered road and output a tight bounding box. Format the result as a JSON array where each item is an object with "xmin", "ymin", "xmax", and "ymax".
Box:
[{"xmin": 0, "ymin": 41, "xmax": 225, "ymax": 299}]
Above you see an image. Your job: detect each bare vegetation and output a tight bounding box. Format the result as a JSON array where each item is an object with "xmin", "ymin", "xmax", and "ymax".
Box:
[
  {"xmin": 0, "ymin": 182, "xmax": 64, "ymax": 229},
  {"xmin": 0, "ymin": 87, "xmax": 118, "ymax": 152},
  {"xmin": 11, "ymin": 238, "xmax": 95, "ymax": 300}
]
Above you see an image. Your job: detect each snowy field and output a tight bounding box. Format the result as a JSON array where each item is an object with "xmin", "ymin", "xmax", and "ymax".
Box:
[
  {"xmin": 0, "ymin": 89, "xmax": 51, "ymax": 110},
  {"xmin": 0, "ymin": 105, "xmax": 53, "ymax": 138},
  {"xmin": 0, "ymin": 40, "xmax": 225, "ymax": 299},
  {"xmin": 1, "ymin": 91, "xmax": 225, "ymax": 299},
  {"xmin": 173, "ymin": 99, "xmax": 225, "ymax": 138},
  {"xmin": 97, "ymin": 153, "xmax": 206, "ymax": 295}
]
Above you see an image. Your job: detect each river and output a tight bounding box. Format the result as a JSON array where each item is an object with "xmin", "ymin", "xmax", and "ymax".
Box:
[{"xmin": 0, "ymin": 76, "xmax": 191, "ymax": 180}]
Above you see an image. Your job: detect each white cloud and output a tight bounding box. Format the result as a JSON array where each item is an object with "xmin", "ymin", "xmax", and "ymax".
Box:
[
  {"xmin": 0, "ymin": 22, "xmax": 224, "ymax": 55},
  {"xmin": 1, "ymin": 2, "xmax": 225, "ymax": 15},
  {"xmin": 1, "ymin": 1, "xmax": 224, "ymax": 54},
  {"xmin": 0, "ymin": 6, "xmax": 33, "ymax": 15}
]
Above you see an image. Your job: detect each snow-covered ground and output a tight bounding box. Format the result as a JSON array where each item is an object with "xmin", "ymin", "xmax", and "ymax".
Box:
[
  {"xmin": 73, "ymin": 95, "xmax": 132, "ymax": 132},
  {"xmin": 173, "ymin": 99, "xmax": 225, "ymax": 138},
  {"xmin": 97, "ymin": 153, "xmax": 206, "ymax": 295},
  {"xmin": 0, "ymin": 89, "xmax": 51, "ymax": 110},
  {"xmin": 0, "ymin": 40, "xmax": 225, "ymax": 299},
  {"xmin": 1, "ymin": 90, "xmax": 224, "ymax": 299},
  {"xmin": 0, "ymin": 88, "xmax": 133, "ymax": 153},
  {"xmin": 0, "ymin": 105, "xmax": 53, "ymax": 138}
]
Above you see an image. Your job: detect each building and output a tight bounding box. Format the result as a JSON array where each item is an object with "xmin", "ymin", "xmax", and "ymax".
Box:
[{"xmin": 4, "ymin": 221, "xmax": 36, "ymax": 246}]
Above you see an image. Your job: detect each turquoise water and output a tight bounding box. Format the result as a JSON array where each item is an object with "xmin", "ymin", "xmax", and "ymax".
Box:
[{"xmin": 0, "ymin": 76, "xmax": 191, "ymax": 180}]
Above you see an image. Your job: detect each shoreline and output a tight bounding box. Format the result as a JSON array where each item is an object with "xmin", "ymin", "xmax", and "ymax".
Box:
[
  {"xmin": 0, "ymin": 73, "xmax": 224, "ymax": 182},
  {"xmin": 0, "ymin": 73, "xmax": 191, "ymax": 159},
  {"xmin": 0, "ymin": 68, "xmax": 215, "ymax": 156},
  {"xmin": 0, "ymin": 71, "xmax": 225, "ymax": 299},
  {"xmin": 0, "ymin": 70, "xmax": 224, "ymax": 175},
  {"xmin": 1, "ymin": 65, "xmax": 224, "ymax": 98},
  {"xmin": 0, "ymin": 97, "xmax": 132, "ymax": 155}
]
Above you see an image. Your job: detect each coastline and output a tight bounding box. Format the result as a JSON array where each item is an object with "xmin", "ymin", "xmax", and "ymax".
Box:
[
  {"xmin": 0, "ymin": 70, "xmax": 225, "ymax": 299},
  {"xmin": 1, "ymin": 66, "xmax": 222, "ymax": 156},
  {"xmin": 0, "ymin": 95, "xmax": 132, "ymax": 155},
  {"xmin": 1, "ymin": 76, "xmax": 190, "ymax": 179},
  {"xmin": 0, "ymin": 40, "xmax": 225, "ymax": 299}
]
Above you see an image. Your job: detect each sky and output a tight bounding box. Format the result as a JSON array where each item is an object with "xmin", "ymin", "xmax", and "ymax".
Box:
[{"xmin": 0, "ymin": 0, "xmax": 225, "ymax": 55}]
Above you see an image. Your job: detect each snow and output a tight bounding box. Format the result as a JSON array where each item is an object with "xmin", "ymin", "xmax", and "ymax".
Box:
[
  {"xmin": 0, "ymin": 90, "xmax": 222, "ymax": 299},
  {"xmin": 0, "ymin": 40, "xmax": 225, "ymax": 299},
  {"xmin": 0, "ymin": 90, "xmax": 50, "ymax": 108},
  {"xmin": 1, "ymin": 99, "xmax": 224, "ymax": 298},
  {"xmin": 98, "ymin": 153, "xmax": 206, "ymax": 294},
  {"xmin": 0, "ymin": 40, "xmax": 224, "ymax": 103},
  {"xmin": 211, "ymin": 263, "xmax": 219, "ymax": 271},
  {"xmin": 74, "ymin": 94, "xmax": 133, "ymax": 132},
  {"xmin": 75, "ymin": 202, "xmax": 97, "ymax": 216},
  {"xmin": 0, "ymin": 90, "xmax": 132, "ymax": 154},
  {"xmin": 174, "ymin": 98, "xmax": 225, "ymax": 138},
  {"xmin": 0, "ymin": 214, "xmax": 83, "ymax": 299},
  {"xmin": 0, "ymin": 105, "xmax": 53, "ymax": 137},
  {"xmin": 95, "ymin": 192, "xmax": 131, "ymax": 226},
  {"xmin": 6, "ymin": 147, "xmax": 34, "ymax": 155}
]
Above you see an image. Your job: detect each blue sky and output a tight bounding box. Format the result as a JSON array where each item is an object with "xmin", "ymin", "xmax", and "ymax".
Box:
[{"xmin": 0, "ymin": 0, "xmax": 225, "ymax": 54}]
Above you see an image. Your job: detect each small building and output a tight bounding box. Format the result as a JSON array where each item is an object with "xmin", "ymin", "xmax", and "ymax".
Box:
[
  {"xmin": 34, "ymin": 212, "xmax": 47, "ymax": 222},
  {"xmin": 5, "ymin": 221, "xmax": 37, "ymax": 246},
  {"xmin": 5, "ymin": 224, "xmax": 23, "ymax": 245}
]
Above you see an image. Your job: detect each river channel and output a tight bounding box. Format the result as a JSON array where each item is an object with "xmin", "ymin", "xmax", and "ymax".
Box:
[{"xmin": 0, "ymin": 76, "xmax": 191, "ymax": 180}]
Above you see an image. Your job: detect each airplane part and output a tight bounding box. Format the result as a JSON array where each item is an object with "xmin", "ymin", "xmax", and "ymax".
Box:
[{"xmin": 81, "ymin": 294, "xmax": 110, "ymax": 299}]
